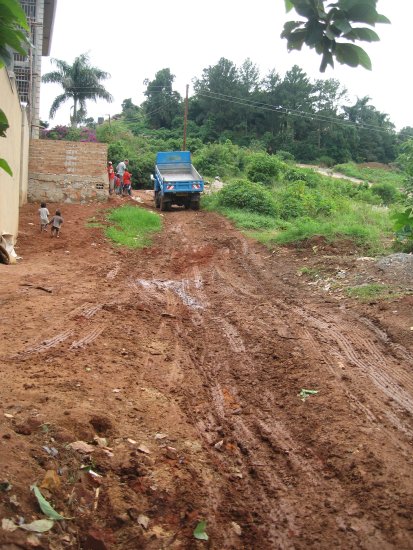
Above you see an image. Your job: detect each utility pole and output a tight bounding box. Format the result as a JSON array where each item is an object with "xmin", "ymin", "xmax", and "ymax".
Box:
[{"xmin": 183, "ymin": 84, "xmax": 189, "ymax": 151}]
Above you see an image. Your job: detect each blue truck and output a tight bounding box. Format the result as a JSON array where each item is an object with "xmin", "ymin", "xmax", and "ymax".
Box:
[{"xmin": 153, "ymin": 151, "xmax": 204, "ymax": 211}]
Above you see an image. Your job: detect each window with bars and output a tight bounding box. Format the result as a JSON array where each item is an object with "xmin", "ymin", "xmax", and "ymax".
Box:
[
  {"xmin": 14, "ymin": 66, "xmax": 31, "ymax": 103},
  {"xmin": 20, "ymin": 0, "xmax": 37, "ymax": 19}
]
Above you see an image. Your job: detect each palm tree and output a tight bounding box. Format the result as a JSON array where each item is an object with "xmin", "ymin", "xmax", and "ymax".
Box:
[{"xmin": 42, "ymin": 53, "xmax": 113, "ymax": 126}]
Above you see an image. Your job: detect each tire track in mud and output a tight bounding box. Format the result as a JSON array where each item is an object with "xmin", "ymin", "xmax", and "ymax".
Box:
[
  {"xmin": 12, "ymin": 328, "xmax": 74, "ymax": 358},
  {"xmin": 292, "ymin": 305, "xmax": 413, "ymax": 421}
]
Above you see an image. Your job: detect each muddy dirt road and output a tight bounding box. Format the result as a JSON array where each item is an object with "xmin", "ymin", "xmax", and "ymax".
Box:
[{"xmin": 1, "ymin": 193, "xmax": 413, "ymax": 549}]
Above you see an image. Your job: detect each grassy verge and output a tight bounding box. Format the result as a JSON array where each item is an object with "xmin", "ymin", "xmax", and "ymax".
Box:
[
  {"xmin": 334, "ymin": 163, "xmax": 405, "ymax": 188},
  {"xmin": 203, "ymin": 193, "xmax": 393, "ymax": 254},
  {"xmin": 346, "ymin": 284, "xmax": 403, "ymax": 301},
  {"xmin": 104, "ymin": 205, "xmax": 162, "ymax": 248}
]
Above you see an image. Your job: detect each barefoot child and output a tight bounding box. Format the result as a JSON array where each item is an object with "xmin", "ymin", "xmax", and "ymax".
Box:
[
  {"xmin": 38, "ymin": 202, "xmax": 50, "ymax": 232},
  {"xmin": 50, "ymin": 210, "xmax": 64, "ymax": 238}
]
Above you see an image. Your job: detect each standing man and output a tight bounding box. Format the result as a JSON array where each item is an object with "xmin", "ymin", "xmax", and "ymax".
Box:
[
  {"xmin": 116, "ymin": 159, "xmax": 129, "ymax": 195},
  {"xmin": 108, "ymin": 161, "xmax": 115, "ymax": 195}
]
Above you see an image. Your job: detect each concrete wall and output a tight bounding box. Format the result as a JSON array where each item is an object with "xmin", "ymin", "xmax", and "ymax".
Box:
[
  {"xmin": 0, "ymin": 68, "xmax": 29, "ymax": 243},
  {"xmin": 28, "ymin": 140, "xmax": 109, "ymax": 203}
]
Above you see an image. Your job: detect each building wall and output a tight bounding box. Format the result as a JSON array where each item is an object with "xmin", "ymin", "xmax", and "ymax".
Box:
[
  {"xmin": 28, "ymin": 140, "xmax": 109, "ymax": 203},
  {"xmin": 0, "ymin": 68, "xmax": 29, "ymax": 243}
]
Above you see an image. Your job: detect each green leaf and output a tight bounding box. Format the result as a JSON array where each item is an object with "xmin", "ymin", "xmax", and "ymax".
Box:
[
  {"xmin": 305, "ymin": 20, "xmax": 324, "ymax": 47},
  {"xmin": 335, "ymin": 42, "xmax": 372, "ymax": 69},
  {"xmin": 194, "ymin": 520, "xmax": 209, "ymax": 541},
  {"xmin": 345, "ymin": 27, "xmax": 380, "ymax": 42},
  {"xmin": 391, "ymin": 208, "xmax": 413, "ymax": 231},
  {"xmin": 20, "ymin": 519, "xmax": 54, "ymax": 533},
  {"xmin": 1, "ymin": 0, "xmax": 29, "ymax": 30},
  {"xmin": 331, "ymin": 17, "xmax": 353, "ymax": 35},
  {"xmin": 31, "ymin": 485, "xmax": 65, "ymax": 520},
  {"xmin": 0, "ymin": 159, "xmax": 13, "ymax": 176},
  {"xmin": 284, "ymin": 0, "xmax": 294, "ymax": 12}
]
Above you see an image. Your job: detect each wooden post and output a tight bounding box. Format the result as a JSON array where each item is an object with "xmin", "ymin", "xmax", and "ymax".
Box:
[{"xmin": 183, "ymin": 84, "xmax": 189, "ymax": 151}]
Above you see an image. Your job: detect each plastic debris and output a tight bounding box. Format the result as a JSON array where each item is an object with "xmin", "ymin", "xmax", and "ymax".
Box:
[
  {"xmin": 194, "ymin": 520, "xmax": 209, "ymax": 541},
  {"xmin": 299, "ymin": 389, "xmax": 319, "ymax": 401}
]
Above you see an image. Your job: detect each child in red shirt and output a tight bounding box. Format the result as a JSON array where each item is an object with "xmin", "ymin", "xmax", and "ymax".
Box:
[{"xmin": 123, "ymin": 169, "xmax": 132, "ymax": 196}]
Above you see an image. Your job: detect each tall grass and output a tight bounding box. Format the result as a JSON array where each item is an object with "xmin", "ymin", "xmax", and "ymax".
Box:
[
  {"xmin": 334, "ymin": 163, "xmax": 405, "ymax": 188},
  {"xmin": 105, "ymin": 205, "xmax": 162, "ymax": 248}
]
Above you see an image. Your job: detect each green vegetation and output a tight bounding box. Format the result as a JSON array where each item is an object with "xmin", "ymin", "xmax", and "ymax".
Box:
[
  {"xmin": 282, "ymin": 0, "xmax": 389, "ymax": 72},
  {"xmin": 0, "ymin": 0, "xmax": 30, "ymax": 175},
  {"xmin": 203, "ymin": 154, "xmax": 397, "ymax": 253},
  {"xmin": 346, "ymin": 284, "xmax": 398, "ymax": 301},
  {"xmin": 334, "ymin": 162, "xmax": 405, "ymax": 187},
  {"xmin": 42, "ymin": 53, "xmax": 113, "ymax": 127},
  {"xmin": 104, "ymin": 205, "xmax": 162, "ymax": 248}
]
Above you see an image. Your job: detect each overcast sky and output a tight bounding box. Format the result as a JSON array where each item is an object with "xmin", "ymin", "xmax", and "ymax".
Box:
[{"xmin": 40, "ymin": 0, "xmax": 411, "ymax": 131}]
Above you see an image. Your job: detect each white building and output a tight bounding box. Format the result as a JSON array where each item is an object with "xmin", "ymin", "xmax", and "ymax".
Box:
[{"xmin": 13, "ymin": 0, "xmax": 57, "ymax": 139}]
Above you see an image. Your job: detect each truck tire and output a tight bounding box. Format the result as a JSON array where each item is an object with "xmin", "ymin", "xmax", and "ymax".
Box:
[
  {"xmin": 160, "ymin": 196, "xmax": 170, "ymax": 211},
  {"xmin": 191, "ymin": 198, "xmax": 200, "ymax": 211},
  {"xmin": 154, "ymin": 192, "xmax": 160, "ymax": 208}
]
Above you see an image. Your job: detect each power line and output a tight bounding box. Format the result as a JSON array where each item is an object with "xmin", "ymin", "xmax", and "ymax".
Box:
[{"xmin": 197, "ymin": 90, "xmax": 395, "ymax": 135}]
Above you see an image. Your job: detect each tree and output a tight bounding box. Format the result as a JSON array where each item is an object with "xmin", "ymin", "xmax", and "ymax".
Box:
[
  {"xmin": 343, "ymin": 96, "xmax": 396, "ymax": 162},
  {"xmin": 142, "ymin": 69, "xmax": 182, "ymax": 129},
  {"xmin": 42, "ymin": 53, "xmax": 113, "ymax": 127},
  {"xmin": 0, "ymin": 0, "xmax": 30, "ymax": 175},
  {"xmin": 282, "ymin": 0, "xmax": 390, "ymax": 72}
]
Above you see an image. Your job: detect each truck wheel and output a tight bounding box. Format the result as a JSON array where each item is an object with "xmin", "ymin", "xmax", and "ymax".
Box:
[
  {"xmin": 154, "ymin": 192, "xmax": 160, "ymax": 208},
  {"xmin": 191, "ymin": 199, "xmax": 200, "ymax": 211},
  {"xmin": 184, "ymin": 199, "xmax": 191, "ymax": 209},
  {"xmin": 160, "ymin": 197, "xmax": 170, "ymax": 211}
]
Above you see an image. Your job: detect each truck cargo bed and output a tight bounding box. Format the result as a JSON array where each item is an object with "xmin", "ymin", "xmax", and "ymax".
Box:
[{"xmin": 156, "ymin": 163, "xmax": 202, "ymax": 182}]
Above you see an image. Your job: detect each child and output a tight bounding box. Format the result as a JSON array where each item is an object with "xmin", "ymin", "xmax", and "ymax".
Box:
[
  {"xmin": 123, "ymin": 169, "xmax": 132, "ymax": 196},
  {"xmin": 50, "ymin": 210, "xmax": 64, "ymax": 238},
  {"xmin": 114, "ymin": 174, "xmax": 121, "ymax": 195},
  {"xmin": 38, "ymin": 202, "xmax": 50, "ymax": 232}
]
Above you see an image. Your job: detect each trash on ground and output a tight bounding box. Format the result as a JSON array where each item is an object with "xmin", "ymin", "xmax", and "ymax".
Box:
[
  {"xmin": 68, "ymin": 441, "xmax": 95, "ymax": 454},
  {"xmin": 299, "ymin": 389, "xmax": 319, "ymax": 401},
  {"xmin": 137, "ymin": 514, "xmax": 150, "ymax": 529},
  {"xmin": 19, "ymin": 519, "xmax": 54, "ymax": 533},
  {"xmin": 194, "ymin": 520, "xmax": 209, "ymax": 541},
  {"xmin": 31, "ymin": 485, "xmax": 65, "ymax": 520}
]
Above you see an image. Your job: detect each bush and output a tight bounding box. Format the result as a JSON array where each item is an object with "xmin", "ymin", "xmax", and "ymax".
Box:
[
  {"xmin": 275, "ymin": 150, "xmax": 295, "ymax": 162},
  {"xmin": 217, "ymin": 179, "xmax": 277, "ymax": 216},
  {"xmin": 283, "ymin": 167, "xmax": 321, "ymax": 188},
  {"xmin": 246, "ymin": 152, "xmax": 285, "ymax": 185},
  {"xmin": 275, "ymin": 181, "xmax": 335, "ymax": 220},
  {"xmin": 316, "ymin": 155, "xmax": 335, "ymax": 168},
  {"xmin": 371, "ymin": 182, "xmax": 400, "ymax": 205},
  {"xmin": 192, "ymin": 141, "xmax": 246, "ymax": 179}
]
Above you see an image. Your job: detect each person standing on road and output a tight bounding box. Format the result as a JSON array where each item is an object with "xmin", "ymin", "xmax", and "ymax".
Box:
[
  {"xmin": 38, "ymin": 202, "xmax": 50, "ymax": 232},
  {"xmin": 108, "ymin": 161, "xmax": 115, "ymax": 195},
  {"xmin": 116, "ymin": 159, "xmax": 128, "ymax": 195},
  {"xmin": 50, "ymin": 210, "xmax": 64, "ymax": 238},
  {"xmin": 123, "ymin": 168, "xmax": 132, "ymax": 196}
]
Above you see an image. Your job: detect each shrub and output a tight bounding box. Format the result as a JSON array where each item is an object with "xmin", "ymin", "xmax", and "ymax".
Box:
[
  {"xmin": 192, "ymin": 141, "xmax": 246, "ymax": 179},
  {"xmin": 283, "ymin": 167, "xmax": 321, "ymax": 188},
  {"xmin": 316, "ymin": 155, "xmax": 335, "ymax": 168},
  {"xmin": 371, "ymin": 182, "xmax": 400, "ymax": 205},
  {"xmin": 275, "ymin": 181, "xmax": 335, "ymax": 220},
  {"xmin": 275, "ymin": 150, "xmax": 295, "ymax": 162},
  {"xmin": 246, "ymin": 151, "xmax": 285, "ymax": 185},
  {"xmin": 217, "ymin": 179, "xmax": 277, "ymax": 216}
]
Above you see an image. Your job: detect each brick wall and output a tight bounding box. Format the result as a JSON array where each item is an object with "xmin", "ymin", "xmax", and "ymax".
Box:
[{"xmin": 28, "ymin": 140, "xmax": 109, "ymax": 203}]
